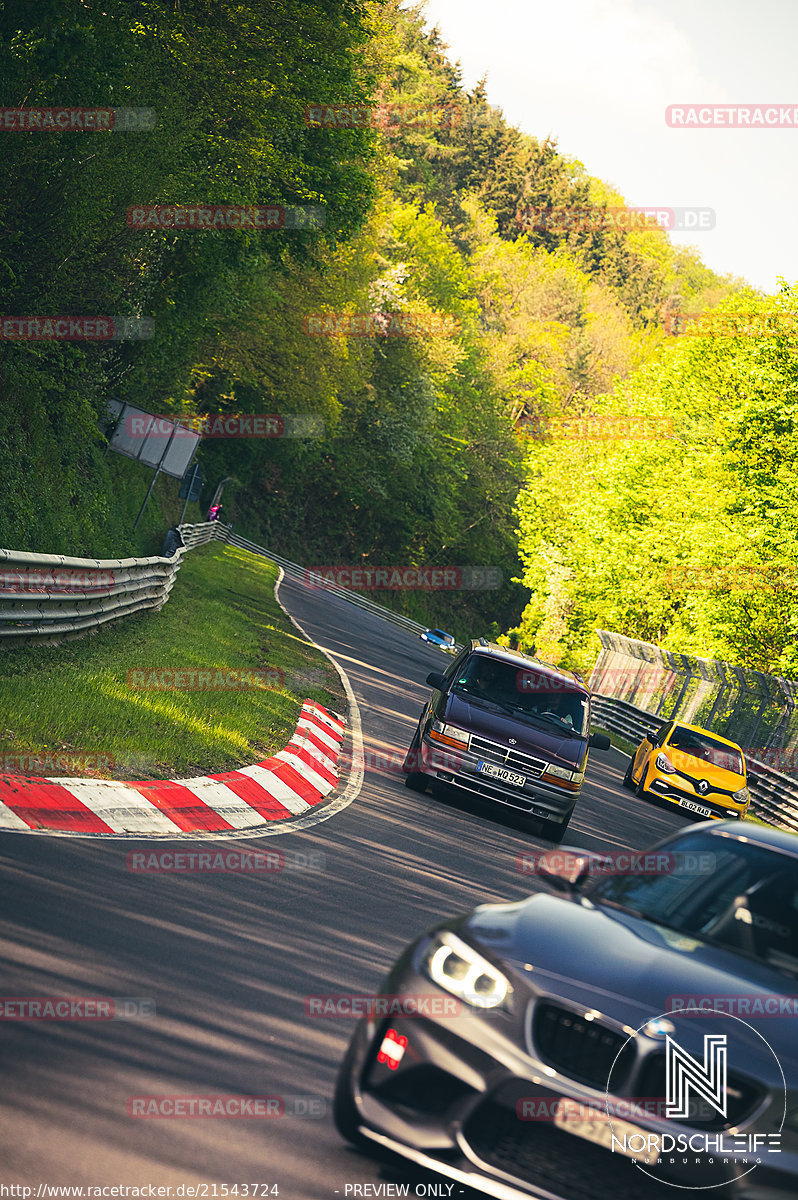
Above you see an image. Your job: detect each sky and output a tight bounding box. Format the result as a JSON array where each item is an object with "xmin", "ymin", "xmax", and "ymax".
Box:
[{"xmin": 407, "ymin": 0, "xmax": 798, "ymax": 293}]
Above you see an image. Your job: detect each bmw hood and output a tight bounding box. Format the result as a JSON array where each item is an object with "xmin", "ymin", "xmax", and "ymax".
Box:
[{"xmin": 461, "ymin": 891, "xmax": 798, "ymax": 1069}]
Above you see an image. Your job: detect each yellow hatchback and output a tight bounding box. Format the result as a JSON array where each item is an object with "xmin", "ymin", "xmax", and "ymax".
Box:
[{"xmin": 624, "ymin": 719, "xmax": 750, "ymax": 820}]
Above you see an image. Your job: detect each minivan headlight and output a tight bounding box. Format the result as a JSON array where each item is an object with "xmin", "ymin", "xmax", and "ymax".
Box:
[
  {"xmin": 420, "ymin": 931, "xmax": 513, "ymax": 1011},
  {"xmin": 428, "ymin": 719, "xmax": 469, "ymax": 749},
  {"xmin": 541, "ymin": 762, "xmax": 584, "ymax": 791}
]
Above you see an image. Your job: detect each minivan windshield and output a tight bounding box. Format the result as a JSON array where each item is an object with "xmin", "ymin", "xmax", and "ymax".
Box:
[{"xmin": 452, "ymin": 655, "xmax": 589, "ymax": 736}]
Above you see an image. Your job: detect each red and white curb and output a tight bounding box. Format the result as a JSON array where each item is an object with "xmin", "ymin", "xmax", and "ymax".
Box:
[{"xmin": 0, "ymin": 700, "xmax": 345, "ymax": 838}]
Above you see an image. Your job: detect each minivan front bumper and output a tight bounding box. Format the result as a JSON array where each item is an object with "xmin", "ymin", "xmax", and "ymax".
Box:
[{"xmin": 417, "ymin": 732, "xmax": 579, "ymax": 823}]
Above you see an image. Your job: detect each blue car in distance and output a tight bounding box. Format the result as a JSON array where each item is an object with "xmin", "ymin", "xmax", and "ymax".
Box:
[{"xmin": 420, "ymin": 628, "xmax": 456, "ymax": 651}]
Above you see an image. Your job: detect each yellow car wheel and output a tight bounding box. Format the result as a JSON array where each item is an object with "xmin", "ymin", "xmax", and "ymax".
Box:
[{"xmin": 635, "ymin": 761, "xmax": 650, "ymax": 799}]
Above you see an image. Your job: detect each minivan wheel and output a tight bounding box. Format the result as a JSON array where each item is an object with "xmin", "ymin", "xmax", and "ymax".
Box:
[
  {"xmin": 403, "ymin": 727, "xmax": 428, "ymax": 792},
  {"xmin": 540, "ymin": 810, "xmax": 572, "ymax": 843}
]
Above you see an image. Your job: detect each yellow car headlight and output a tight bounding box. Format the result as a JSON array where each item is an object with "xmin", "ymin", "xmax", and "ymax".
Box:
[{"xmin": 655, "ymin": 752, "xmax": 677, "ymax": 774}]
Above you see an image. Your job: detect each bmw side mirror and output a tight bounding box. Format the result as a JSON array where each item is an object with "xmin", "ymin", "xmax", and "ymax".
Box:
[
  {"xmin": 531, "ymin": 847, "xmax": 612, "ymax": 893},
  {"xmin": 426, "ymin": 672, "xmax": 446, "ymax": 690},
  {"xmin": 588, "ymin": 731, "xmax": 611, "ymax": 750}
]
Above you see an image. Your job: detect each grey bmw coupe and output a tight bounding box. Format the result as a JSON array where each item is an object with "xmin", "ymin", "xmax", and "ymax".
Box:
[{"xmin": 334, "ymin": 821, "xmax": 798, "ymax": 1198}]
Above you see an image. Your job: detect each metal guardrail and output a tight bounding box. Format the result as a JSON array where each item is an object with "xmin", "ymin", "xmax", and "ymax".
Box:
[
  {"xmin": 591, "ymin": 695, "xmax": 798, "ymax": 832},
  {"xmin": 0, "ymin": 518, "xmax": 461, "ymax": 651},
  {"xmin": 0, "ymin": 521, "xmax": 219, "ymax": 646},
  {"xmin": 216, "ymin": 527, "xmax": 459, "ymax": 646}
]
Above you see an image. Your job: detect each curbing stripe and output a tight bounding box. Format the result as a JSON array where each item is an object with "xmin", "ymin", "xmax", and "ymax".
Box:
[
  {"xmin": 131, "ymin": 780, "xmax": 239, "ymax": 833},
  {"xmin": 52, "ymin": 779, "xmax": 184, "ymax": 835},
  {"xmin": 0, "ymin": 698, "xmax": 344, "ymax": 838},
  {"xmin": 236, "ymin": 764, "xmax": 312, "ymax": 815},
  {"xmin": 0, "ymin": 558, "xmax": 362, "ymax": 839}
]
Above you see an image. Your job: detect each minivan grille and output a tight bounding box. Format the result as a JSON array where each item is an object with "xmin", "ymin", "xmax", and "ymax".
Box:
[{"xmin": 469, "ymin": 735, "xmax": 547, "ymax": 776}]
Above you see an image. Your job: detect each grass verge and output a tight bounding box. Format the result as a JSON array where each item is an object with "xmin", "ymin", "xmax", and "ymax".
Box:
[{"xmin": 0, "ymin": 543, "xmax": 345, "ymax": 781}]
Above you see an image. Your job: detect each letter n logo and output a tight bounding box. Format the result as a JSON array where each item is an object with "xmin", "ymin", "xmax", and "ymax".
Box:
[{"xmin": 665, "ymin": 1034, "xmax": 727, "ymax": 1119}]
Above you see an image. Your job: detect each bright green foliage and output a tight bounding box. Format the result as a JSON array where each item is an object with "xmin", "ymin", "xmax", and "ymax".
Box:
[
  {"xmin": 1, "ymin": 0, "xmax": 749, "ymax": 650},
  {"xmin": 514, "ymin": 285, "xmax": 798, "ymax": 677}
]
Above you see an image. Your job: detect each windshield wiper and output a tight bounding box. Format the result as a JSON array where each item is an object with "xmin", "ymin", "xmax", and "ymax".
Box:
[{"xmin": 453, "ymin": 685, "xmax": 515, "ymax": 714}]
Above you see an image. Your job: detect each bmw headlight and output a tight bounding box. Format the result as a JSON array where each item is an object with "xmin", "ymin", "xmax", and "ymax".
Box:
[
  {"xmin": 420, "ymin": 930, "xmax": 513, "ymax": 1011},
  {"xmin": 655, "ymin": 752, "xmax": 677, "ymax": 774}
]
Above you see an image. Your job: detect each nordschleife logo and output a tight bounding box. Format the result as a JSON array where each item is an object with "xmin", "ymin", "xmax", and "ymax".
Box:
[
  {"xmin": 665, "ymin": 1033, "xmax": 727, "ymax": 1120},
  {"xmin": 605, "ymin": 1010, "xmax": 786, "ymax": 1191}
]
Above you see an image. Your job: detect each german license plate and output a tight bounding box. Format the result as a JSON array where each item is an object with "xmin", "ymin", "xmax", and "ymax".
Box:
[
  {"xmin": 679, "ymin": 798, "xmax": 711, "ymax": 817},
  {"xmin": 477, "ymin": 761, "xmax": 525, "ymax": 788},
  {"xmin": 553, "ymin": 1105, "xmax": 659, "ymax": 1164}
]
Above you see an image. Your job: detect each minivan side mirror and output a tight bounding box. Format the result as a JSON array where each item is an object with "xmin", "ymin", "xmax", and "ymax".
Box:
[
  {"xmin": 588, "ymin": 731, "xmax": 611, "ymax": 751},
  {"xmin": 426, "ymin": 672, "xmax": 446, "ymax": 690}
]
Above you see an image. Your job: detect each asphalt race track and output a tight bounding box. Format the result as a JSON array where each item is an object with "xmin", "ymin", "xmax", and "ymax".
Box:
[{"xmin": 0, "ymin": 577, "xmax": 686, "ymax": 1197}]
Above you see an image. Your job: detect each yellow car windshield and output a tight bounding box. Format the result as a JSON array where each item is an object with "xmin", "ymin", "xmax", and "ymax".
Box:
[{"xmin": 667, "ymin": 730, "xmax": 743, "ymax": 774}]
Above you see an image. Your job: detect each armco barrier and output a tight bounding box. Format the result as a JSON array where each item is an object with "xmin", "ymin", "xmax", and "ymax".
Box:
[
  {"xmin": 0, "ymin": 522, "xmax": 220, "ymax": 646},
  {"xmin": 590, "ymin": 695, "xmax": 798, "ymax": 832},
  {"xmin": 216, "ymin": 527, "xmax": 457, "ymax": 645},
  {"xmin": 0, "ymin": 520, "xmax": 461, "ymax": 651}
]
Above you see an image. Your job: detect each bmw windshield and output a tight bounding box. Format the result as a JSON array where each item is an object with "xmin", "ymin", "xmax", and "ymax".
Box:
[{"xmin": 587, "ymin": 831, "xmax": 798, "ymax": 977}]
